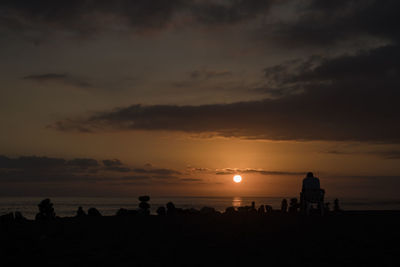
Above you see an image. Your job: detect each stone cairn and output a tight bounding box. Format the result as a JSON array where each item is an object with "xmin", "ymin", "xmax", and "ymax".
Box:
[{"xmin": 138, "ymin": 196, "xmax": 151, "ymax": 215}]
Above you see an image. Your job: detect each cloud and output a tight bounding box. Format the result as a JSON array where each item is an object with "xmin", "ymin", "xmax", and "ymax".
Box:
[
  {"xmin": 0, "ymin": 0, "xmax": 275, "ymax": 37},
  {"xmin": 67, "ymin": 158, "xmax": 99, "ymax": 169},
  {"xmin": 323, "ymin": 149, "xmax": 400, "ymax": 160},
  {"xmin": 23, "ymin": 73, "xmax": 92, "ymax": 88},
  {"xmin": 132, "ymin": 168, "xmax": 182, "ymax": 176},
  {"xmin": 266, "ymin": 0, "xmax": 400, "ymax": 47},
  {"xmin": 0, "ymin": 155, "xmax": 134, "ymax": 183},
  {"xmin": 181, "ymin": 178, "xmax": 203, "ymax": 182},
  {"xmin": 215, "ymin": 168, "xmax": 304, "ymax": 176},
  {"xmin": 51, "ymin": 43, "xmax": 400, "ymax": 143},
  {"xmin": 190, "ymin": 69, "xmax": 232, "ymax": 80},
  {"xmin": 102, "ymin": 159, "xmax": 123, "ymax": 167}
]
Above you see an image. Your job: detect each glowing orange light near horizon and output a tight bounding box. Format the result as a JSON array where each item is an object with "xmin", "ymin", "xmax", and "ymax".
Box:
[{"xmin": 233, "ymin": 175, "xmax": 242, "ymax": 183}]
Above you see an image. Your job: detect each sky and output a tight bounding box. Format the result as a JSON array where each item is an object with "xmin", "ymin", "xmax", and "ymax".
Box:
[{"xmin": 1, "ymin": 0, "xmax": 400, "ymax": 199}]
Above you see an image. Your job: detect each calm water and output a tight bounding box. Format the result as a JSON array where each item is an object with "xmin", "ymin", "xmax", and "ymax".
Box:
[{"xmin": 2, "ymin": 196, "xmax": 400, "ymax": 219}]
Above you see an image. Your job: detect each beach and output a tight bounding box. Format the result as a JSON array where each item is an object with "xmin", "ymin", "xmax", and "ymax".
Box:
[{"xmin": 2, "ymin": 210, "xmax": 400, "ymax": 266}]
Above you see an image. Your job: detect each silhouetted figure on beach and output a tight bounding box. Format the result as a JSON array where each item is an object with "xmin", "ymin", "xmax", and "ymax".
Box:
[
  {"xmin": 166, "ymin": 202, "xmax": 176, "ymax": 216},
  {"xmin": 156, "ymin": 206, "xmax": 166, "ymax": 216},
  {"xmin": 87, "ymin": 207, "xmax": 102, "ymax": 217},
  {"xmin": 265, "ymin": 205, "xmax": 273, "ymax": 213},
  {"xmin": 334, "ymin": 198, "xmax": 341, "ymax": 212},
  {"xmin": 300, "ymin": 172, "xmax": 325, "ymax": 215},
  {"xmin": 281, "ymin": 199, "xmax": 288, "ymax": 213},
  {"xmin": 289, "ymin": 198, "xmax": 299, "ymax": 213},
  {"xmin": 258, "ymin": 205, "xmax": 265, "ymax": 214},
  {"xmin": 35, "ymin": 198, "xmax": 56, "ymax": 220},
  {"xmin": 76, "ymin": 206, "xmax": 86, "ymax": 217},
  {"xmin": 138, "ymin": 196, "xmax": 150, "ymax": 215}
]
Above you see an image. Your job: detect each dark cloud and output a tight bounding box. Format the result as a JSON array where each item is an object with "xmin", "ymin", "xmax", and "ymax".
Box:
[
  {"xmin": 268, "ymin": 0, "xmax": 400, "ymax": 47},
  {"xmin": 373, "ymin": 151, "xmax": 400, "ymax": 160},
  {"xmin": 215, "ymin": 168, "xmax": 304, "ymax": 176},
  {"xmin": 190, "ymin": 69, "xmax": 232, "ymax": 80},
  {"xmin": 0, "ymin": 155, "xmax": 65, "ymax": 169},
  {"xmin": 67, "ymin": 158, "xmax": 99, "ymax": 169},
  {"xmin": 102, "ymin": 159, "xmax": 123, "ymax": 167},
  {"xmin": 0, "ymin": 0, "xmax": 275, "ymax": 37},
  {"xmin": 0, "ymin": 155, "xmax": 134, "ymax": 184},
  {"xmin": 132, "ymin": 168, "xmax": 181, "ymax": 176},
  {"xmin": 181, "ymin": 178, "xmax": 203, "ymax": 182},
  {"xmin": 324, "ymin": 149, "xmax": 400, "ymax": 160},
  {"xmin": 23, "ymin": 73, "xmax": 92, "ymax": 88},
  {"xmin": 104, "ymin": 166, "xmax": 131, "ymax": 173},
  {"xmin": 52, "ymin": 43, "xmax": 400, "ymax": 143}
]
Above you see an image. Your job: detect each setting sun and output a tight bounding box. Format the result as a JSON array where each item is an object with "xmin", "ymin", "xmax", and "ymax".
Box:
[{"xmin": 233, "ymin": 175, "xmax": 242, "ymax": 183}]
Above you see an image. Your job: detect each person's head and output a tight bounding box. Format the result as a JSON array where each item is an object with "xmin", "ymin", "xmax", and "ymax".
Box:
[{"xmin": 306, "ymin": 172, "xmax": 314, "ymax": 178}]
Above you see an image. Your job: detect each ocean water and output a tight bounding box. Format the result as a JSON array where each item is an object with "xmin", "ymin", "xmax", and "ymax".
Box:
[{"xmin": 1, "ymin": 196, "xmax": 400, "ymax": 219}]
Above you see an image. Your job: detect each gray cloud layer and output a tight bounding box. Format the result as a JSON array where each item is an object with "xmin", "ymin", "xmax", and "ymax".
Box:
[
  {"xmin": 0, "ymin": 155, "xmax": 183, "ymax": 183},
  {"xmin": 23, "ymin": 73, "xmax": 92, "ymax": 88},
  {"xmin": 0, "ymin": 0, "xmax": 275, "ymax": 36}
]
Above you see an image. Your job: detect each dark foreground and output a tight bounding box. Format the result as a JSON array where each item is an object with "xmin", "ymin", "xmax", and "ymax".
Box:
[{"xmin": 1, "ymin": 211, "xmax": 400, "ymax": 266}]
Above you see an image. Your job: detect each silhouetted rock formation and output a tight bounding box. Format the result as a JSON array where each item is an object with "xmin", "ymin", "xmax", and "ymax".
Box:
[
  {"xmin": 200, "ymin": 207, "xmax": 217, "ymax": 215},
  {"xmin": 225, "ymin": 206, "xmax": 236, "ymax": 214},
  {"xmin": 35, "ymin": 198, "xmax": 56, "ymax": 220},
  {"xmin": 138, "ymin": 195, "xmax": 150, "ymax": 215},
  {"xmin": 281, "ymin": 199, "xmax": 288, "ymax": 213},
  {"xmin": 76, "ymin": 206, "xmax": 86, "ymax": 217},
  {"xmin": 334, "ymin": 198, "xmax": 341, "ymax": 212},
  {"xmin": 14, "ymin": 211, "xmax": 26, "ymax": 222},
  {"xmin": 87, "ymin": 207, "xmax": 102, "ymax": 217},
  {"xmin": 156, "ymin": 206, "xmax": 166, "ymax": 216},
  {"xmin": 0, "ymin": 212, "xmax": 14, "ymax": 223},
  {"xmin": 116, "ymin": 208, "xmax": 137, "ymax": 216},
  {"xmin": 258, "ymin": 205, "xmax": 265, "ymax": 214}
]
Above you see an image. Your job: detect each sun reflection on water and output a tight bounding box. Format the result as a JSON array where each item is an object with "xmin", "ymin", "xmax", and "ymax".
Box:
[{"xmin": 232, "ymin": 197, "xmax": 242, "ymax": 208}]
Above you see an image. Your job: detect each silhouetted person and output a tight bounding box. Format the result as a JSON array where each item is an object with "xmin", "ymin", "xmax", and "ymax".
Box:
[
  {"xmin": 258, "ymin": 205, "xmax": 265, "ymax": 214},
  {"xmin": 281, "ymin": 199, "xmax": 288, "ymax": 213},
  {"xmin": 300, "ymin": 172, "xmax": 325, "ymax": 215},
  {"xmin": 138, "ymin": 196, "xmax": 150, "ymax": 215},
  {"xmin": 334, "ymin": 198, "xmax": 341, "ymax": 212},
  {"xmin": 156, "ymin": 206, "xmax": 166, "ymax": 216},
  {"xmin": 36, "ymin": 198, "xmax": 56, "ymax": 220},
  {"xmin": 76, "ymin": 206, "xmax": 86, "ymax": 217},
  {"xmin": 87, "ymin": 207, "xmax": 101, "ymax": 217},
  {"xmin": 166, "ymin": 202, "xmax": 176, "ymax": 216},
  {"xmin": 289, "ymin": 198, "xmax": 299, "ymax": 213},
  {"xmin": 265, "ymin": 205, "xmax": 273, "ymax": 213}
]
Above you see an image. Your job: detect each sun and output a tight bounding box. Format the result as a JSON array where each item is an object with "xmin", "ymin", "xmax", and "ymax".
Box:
[{"xmin": 233, "ymin": 175, "xmax": 242, "ymax": 183}]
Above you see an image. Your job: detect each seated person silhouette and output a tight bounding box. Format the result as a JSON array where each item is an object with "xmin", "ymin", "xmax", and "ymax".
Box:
[{"xmin": 300, "ymin": 172, "xmax": 325, "ymax": 215}]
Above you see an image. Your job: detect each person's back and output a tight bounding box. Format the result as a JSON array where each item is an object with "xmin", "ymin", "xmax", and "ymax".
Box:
[{"xmin": 302, "ymin": 172, "xmax": 320, "ymax": 192}]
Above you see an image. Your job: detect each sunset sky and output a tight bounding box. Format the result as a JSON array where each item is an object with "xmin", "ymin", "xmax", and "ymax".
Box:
[{"xmin": 1, "ymin": 0, "xmax": 400, "ymax": 199}]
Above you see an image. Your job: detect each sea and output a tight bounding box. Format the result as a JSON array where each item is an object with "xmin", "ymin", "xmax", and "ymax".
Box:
[{"xmin": 2, "ymin": 196, "xmax": 400, "ymax": 219}]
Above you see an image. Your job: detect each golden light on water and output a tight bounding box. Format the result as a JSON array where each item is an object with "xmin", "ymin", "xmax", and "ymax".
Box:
[{"xmin": 233, "ymin": 175, "xmax": 242, "ymax": 183}]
